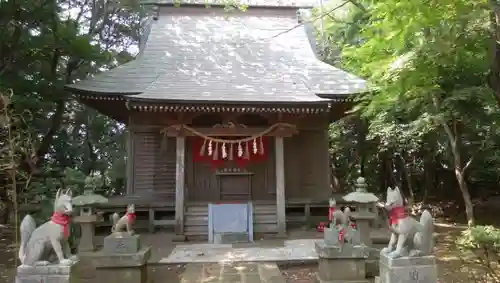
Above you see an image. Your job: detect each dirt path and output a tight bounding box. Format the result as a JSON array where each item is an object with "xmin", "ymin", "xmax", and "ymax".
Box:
[
  {"xmin": 281, "ymin": 224, "xmax": 500, "ymax": 283},
  {"xmin": 433, "ymin": 223, "xmax": 499, "ymax": 283},
  {"xmin": 1, "ymin": 224, "xmax": 499, "ymax": 283},
  {"xmin": 0, "ymin": 225, "xmax": 16, "ymax": 283}
]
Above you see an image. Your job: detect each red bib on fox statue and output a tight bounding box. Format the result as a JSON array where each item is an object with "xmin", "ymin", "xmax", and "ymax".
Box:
[
  {"xmin": 389, "ymin": 206, "xmax": 407, "ymax": 225},
  {"xmin": 51, "ymin": 212, "xmax": 71, "ymax": 238},
  {"xmin": 127, "ymin": 212, "xmax": 136, "ymax": 223}
]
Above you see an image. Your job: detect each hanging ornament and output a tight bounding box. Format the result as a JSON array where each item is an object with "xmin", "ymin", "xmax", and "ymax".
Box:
[
  {"xmin": 213, "ymin": 142, "xmax": 219, "ymax": 160},
  {"xmin": 238, "ymin": 142, "xmax": 243, "ymax": 157},
  {"xmin": 199, "ymin": 139, "xmax": 207, "ymax": 156},
  {"xmin": 252, "ymin": 138, "xmax": 257, "ymax": 154},
  {"xmin": 244, "ymin": 141, "xmax": 250, "ymax": 159},
  {"xmin": 208, "ymin": 140, "xmax": 213, "ymax": 156},
  {"xmin": 222, "ymin": 142, "xmax": 227, "ymax": 159},
  {"xmin": 229, "ymin": 143, "xmax": 234, "ymax": 160},
  {"xmin": 259, "ymin": 136, "xmax": 264, "ymax": 155}
]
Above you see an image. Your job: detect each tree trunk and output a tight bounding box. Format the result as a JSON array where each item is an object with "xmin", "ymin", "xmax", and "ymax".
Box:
[
  {"xmin": 378, "ymin": 152, "xmax": 387, "ymax": 192},
  {"xmin": 357, "ymin": 118, "xmax": 368, "ymax": 176},
  {"xmin": 330, "ymin": 159, "xmax": 341, "ymax": 192},
  {"xmin": 402, "ymin": 156, "xmax": 415, "ymax": 206},
  {"xmin": 488, "ymin": 2, "xmax": 500, "ymax": 106},
  {"xmin": 455, "ymin": 168, "xmax": 475, "ymax": 226},
  {"xmin": 422, "ymin": 148, "xmax": 435, "ymax": 202},
  {"xmin": 0, "ymin": 187, "xmax": 10, "ymax": 224},
  {"xmin": 432, "ymin": 95, "xmax": 475, "ymax": 226}
]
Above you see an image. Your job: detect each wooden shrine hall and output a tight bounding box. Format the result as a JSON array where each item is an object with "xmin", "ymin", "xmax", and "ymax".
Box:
[{"xmin": 66, "ymin": 0, "xmax": 368, "ymax": 240}]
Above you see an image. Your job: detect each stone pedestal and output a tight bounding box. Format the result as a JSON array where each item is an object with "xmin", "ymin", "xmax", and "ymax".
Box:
[
  {"xmin": 78, "ymin": 234, "xmax": 151, "ymax": 283},
  {"xmin": 16, "ymin": 262, "xmax": 79, "ymax": 283},
  {"xmin": 324, "ymin": 227, "xmax": 341, "ymax": 246},
  {"xmin": 103, "ymin": 233, "xmax": 141, "ymax": 254},
  {"xmin": 315, "ymin": 242, "xmax": 370, "ymax": 283},
  {"xmin": 378, "ymin": 253, "xmax": 438, "ymax": 283}
]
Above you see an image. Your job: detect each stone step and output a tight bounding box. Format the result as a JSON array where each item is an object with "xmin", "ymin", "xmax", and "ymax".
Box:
[{"xmin": 180, "ymin": 263, "xmax": 286, "ymax": 283}]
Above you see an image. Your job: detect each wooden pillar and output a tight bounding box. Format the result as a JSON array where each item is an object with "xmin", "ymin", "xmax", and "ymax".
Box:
[
  {"xmin": 175, "ymin": 136, "xmax": 186, "ymax": 236},
  {"xmin": 275, "ymin": 136, "xmax": 286, "ymax": 237},
  {"xmin": 126, "ymin": 118, "xmax": 134, "ymax": 195},
  {"xmin": 324, "ymin": 128, "xmax": 331, "ymax": 192}
]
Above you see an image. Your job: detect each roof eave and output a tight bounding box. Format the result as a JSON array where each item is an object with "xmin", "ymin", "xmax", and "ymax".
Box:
[
  {"xmin": 64, "ymin": 85, "xmax": 140, "ymax": 96},
  {"xmin": 141, "ymin": 1, "xmax": 314, "ymax": 9},
  {"xmin": 125, "ymin": 96, "xmax": 336, "ymax": 105}
]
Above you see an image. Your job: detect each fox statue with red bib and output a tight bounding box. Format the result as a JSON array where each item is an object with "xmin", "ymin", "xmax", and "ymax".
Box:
[
  {"xmin": 381, "ymin": 186, "xmax": 434, "ymax": 258},
  {"xmin": 18, "ymin": 188, "xmax": 78, "ymax": 266}
]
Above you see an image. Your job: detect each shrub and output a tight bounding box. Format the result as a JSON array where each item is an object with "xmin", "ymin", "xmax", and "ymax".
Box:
[{"xmin": 457, "ymin": 225, "xmax": 500, "ymax": 268}]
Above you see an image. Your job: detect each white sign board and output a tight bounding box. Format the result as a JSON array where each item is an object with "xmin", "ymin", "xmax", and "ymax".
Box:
[{"xmin": 208, "ymin": 202, "xmax": 254, "ymax": 243}]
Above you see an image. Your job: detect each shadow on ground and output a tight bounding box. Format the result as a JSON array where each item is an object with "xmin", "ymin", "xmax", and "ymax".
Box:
[{"xmin": 2, "ymin": 223, "xmax": 500, "ymax": 282}]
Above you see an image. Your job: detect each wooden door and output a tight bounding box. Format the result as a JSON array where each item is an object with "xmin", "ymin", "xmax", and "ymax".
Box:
[{"xmin": 218, "ymin": 174, "xmax": 252, "ymax": 201}]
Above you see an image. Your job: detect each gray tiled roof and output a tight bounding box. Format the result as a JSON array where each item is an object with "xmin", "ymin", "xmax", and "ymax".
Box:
[{"xmin": 67, "ymin": 7, "xmax": 368, "ymax": 103}]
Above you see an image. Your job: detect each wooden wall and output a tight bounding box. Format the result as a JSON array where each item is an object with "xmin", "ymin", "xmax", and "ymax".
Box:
[
  {"xmin": 284, "ymin": 129, "xmax": 331, "ymax": 201},
  {"xmin": 131, "ymin": 128, "xmax": 176, "ymax": 200},
  {"xmin": 128, "ymin": 112, "xmax": 332, "ymax": 202}
]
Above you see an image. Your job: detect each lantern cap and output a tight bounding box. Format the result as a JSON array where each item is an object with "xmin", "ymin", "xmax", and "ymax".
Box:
[
  {"xmin": 342, "ymin": 177, "xmax": 379, "ymax": 203},
  {"xmin": 73, "ymin": 190, "xmax": 109, "ymax": 206}
]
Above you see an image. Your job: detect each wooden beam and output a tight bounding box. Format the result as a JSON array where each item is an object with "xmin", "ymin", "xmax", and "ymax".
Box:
[
  {"xmin": 275, "ymin": 136, "xmax": 286, "ymax": 237},
  {"xmin": 162, "ymin": 125, "xmax": 298, "ymax": 137},
  {"xmin": 175, "ymin": 137, "xmax": 186, "ymax": 237},
  {"xmin": 126, "ymin": 117, "xmax": 134, "ymax": 195}
]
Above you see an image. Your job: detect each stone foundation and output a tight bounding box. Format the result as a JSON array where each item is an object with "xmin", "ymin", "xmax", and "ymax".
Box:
[
  {"xmin": 378, "ymin": 253, "xmax": 438, "ymax": 283},
  {"xmin": 214, "ymin": 232, "xmax": 250, "ymax": 244},
  {"xmin": 77, "ymin": 234, "xmax": 151, "ymax": 283},
  {"xmin": 365, "ymin": 248, "xmax": 380, "ymax": 277},
  {"xmin": 15, "ymin": 262, "xmax": 79, "ymax": 283},
  {"xmin": 315, "ymin": 242, "xmax": 371, "ymax": 283}
]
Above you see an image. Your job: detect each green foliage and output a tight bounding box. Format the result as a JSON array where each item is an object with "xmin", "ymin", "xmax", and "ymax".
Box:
[
  {"xmin": 0, "ymin": 0, "xmax": 141, "ymax": 222},
  {"xmin": 457, "ymin": 225, "xmax": 500, "ymax": 251},
  {"xmin": 315, "ymin": 0, "xmax": 500, "ymax": 223}
]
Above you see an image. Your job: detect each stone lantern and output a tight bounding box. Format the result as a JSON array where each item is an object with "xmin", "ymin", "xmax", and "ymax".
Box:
[
  {"xmin": 343, "ymin": 177, "xmax": 381, "ymax": 278},
  {"xmin": 72, "ymin": 190, "xmax": 108, "ymax": 253},
  {"xmin": 342, "ymin": 177, "xmax": 379, "ymax": 247}
]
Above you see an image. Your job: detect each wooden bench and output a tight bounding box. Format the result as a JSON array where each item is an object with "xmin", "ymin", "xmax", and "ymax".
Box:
[{"xmin": 284, "ymin": 196, "xmax": 385, "ymax": 228}]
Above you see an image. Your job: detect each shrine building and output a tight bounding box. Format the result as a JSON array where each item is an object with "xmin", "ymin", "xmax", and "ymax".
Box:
[{"xmin": 65, "ymin": 0, "xmax": 367, "ymax": 240}]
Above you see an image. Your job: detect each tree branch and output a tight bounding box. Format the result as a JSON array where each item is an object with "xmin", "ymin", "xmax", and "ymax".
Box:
[
  {"xmin": 462, "ymin": 157, "xmax": 474, "ymax": 173},
  {"xmin": 347, "ymin": 0, "xmax": 367, "ymax": 12},
  {"xmin": 431, "ymin": 95, "xmax": 457, "ymax": 150}
]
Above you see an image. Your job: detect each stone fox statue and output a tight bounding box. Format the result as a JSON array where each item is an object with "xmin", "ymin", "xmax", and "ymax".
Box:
[
  {"xmin": 19, "ymin": 188, "xmax": 76, "ymax": 266},
  {"xmin": 329, "ymin": 198, "xmax": 354, "ymax": 226},
  {"xmin": 328, "ymin": 198, "xmax": 358, "ymax": 243},
  {"xmin": 111, "ymin": 204, "xmax": 136, "ymax": 234},
  {"xmin": 381, "ymin": 186, "xmax": 434, "ymax": 258}
]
